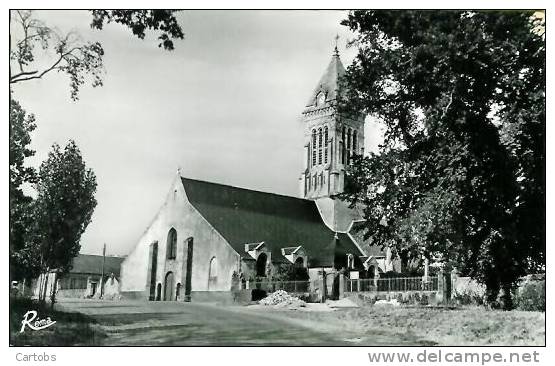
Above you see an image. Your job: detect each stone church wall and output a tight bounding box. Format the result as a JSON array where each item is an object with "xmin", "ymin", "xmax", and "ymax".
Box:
[{"xmin": 120, "ymin": 174, "xmax": 240, "ymax": 300}]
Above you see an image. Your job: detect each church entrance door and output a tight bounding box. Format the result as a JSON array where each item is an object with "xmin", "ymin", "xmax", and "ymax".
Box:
[{"xmin": 164, "ymin": 272, "xmax": 174, "ymax": 301}]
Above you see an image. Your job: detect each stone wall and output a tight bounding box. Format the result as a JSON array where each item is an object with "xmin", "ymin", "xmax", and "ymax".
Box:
[{"xmin": 347, "ymin": 291, "xmax": 440, "ymax": 306}]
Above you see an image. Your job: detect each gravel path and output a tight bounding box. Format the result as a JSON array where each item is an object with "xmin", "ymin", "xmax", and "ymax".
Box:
[{"xmin": 57, "ymin": 298, "xmax": 425, "ymax": 346}]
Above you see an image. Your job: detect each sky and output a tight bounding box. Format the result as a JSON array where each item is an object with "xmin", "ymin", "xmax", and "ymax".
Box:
[{"xmin": 11, "ymin": 10, "xmax": 384, "ymax": 256}]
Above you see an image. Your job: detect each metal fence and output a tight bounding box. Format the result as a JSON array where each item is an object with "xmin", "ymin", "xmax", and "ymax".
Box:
[
  {"xmin": 248, "ymin": 280, "xmax": 310, "ymax": 293},
  {"xmin": 346, "ymin": 276, "xmax": 439, "ymax": 293}
]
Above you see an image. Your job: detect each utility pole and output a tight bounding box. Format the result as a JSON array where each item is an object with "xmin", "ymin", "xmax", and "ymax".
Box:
[{"xmin": 100, "ymin": 243, "xmax": 106, "ymax": 298}]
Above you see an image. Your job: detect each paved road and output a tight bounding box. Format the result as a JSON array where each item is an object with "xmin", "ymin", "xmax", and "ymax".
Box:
[{"xmin": 57, "ymin": 298, "xmax": 420, "ymax": 346}]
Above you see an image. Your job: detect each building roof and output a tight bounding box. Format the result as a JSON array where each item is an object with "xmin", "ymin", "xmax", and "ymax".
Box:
[
  {"xmin": 349, "ymin": 221, "xmax": 387, "ymax": 258},
  {"xmin": 305, "ymin": 49, "xmax": 346, "ymax": 107},
  {"xmin": 281, "ymin": 246, "xmax": 301, "ymax": 256},
  {"xmin": 181, "ymin": 177, "xmax": 364, "ymax": 267},
  {"xmin": 315, "ymin": 197, "xmax": 366, "ymax": 232},
  {"xmin": 70, "ymin": 254, "xmax": 124, "ymax": 277}
]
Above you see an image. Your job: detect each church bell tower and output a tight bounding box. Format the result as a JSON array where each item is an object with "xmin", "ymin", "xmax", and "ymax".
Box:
[{"xmin": 299, "ymin": 46, "xmax": 365, "ymax": 199}]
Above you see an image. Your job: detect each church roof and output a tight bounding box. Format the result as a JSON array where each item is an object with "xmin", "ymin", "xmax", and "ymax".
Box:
[
  {"xmin": 315, "ymin": 197, "xmax": 365, "ymax": 232},
  {"xmin": 305, "ymin": 48, "xmax": 346, "ymax": 108},
  {"xmin": 181, "ymin": 177, "xmax": 363, "ymax": 267}
]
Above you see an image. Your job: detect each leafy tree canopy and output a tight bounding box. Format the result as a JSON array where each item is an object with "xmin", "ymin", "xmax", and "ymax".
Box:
[
  {"xmin": 9, "ymin": 97, "xmax": 39, "ymax": 281},
  {"xmin": 90, "ymin": 10, "xmax": 184, "ymax": 51},
  {"xmin": 10, "ymin": 10, "xmax": 184, "ymax": 100},
  {"xmin": 10, "ymin": 97, "xmax": 36, "ymax": 198},
  {"xmin": 340, "ymin": 10, "xmax": 544, "ymax": 307},
  {"xmin": 34, "ymin": 140, "xmax": 98, "ymax": 276}
]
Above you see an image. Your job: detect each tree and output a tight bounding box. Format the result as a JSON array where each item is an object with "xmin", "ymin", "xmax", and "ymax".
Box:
[
  {"xmin": 339, "ymin": 10, "xmax": 545, "ymax": 308},
  {"xmin": 9, "ymin": 9, "xmax": 184, "ymax": 289},
  {"xmin": 10, "ymin": 10, "xmax": 184, "ymax": 100},
  {"xmin": 10, "ymin": 10, "xmax": 104, "ymax": 101},
  {"xmin": 9, "ymin": 97, "xmax": 41, "ymax": 282},
  {"xmin": 90, "ymin": 10, "xmax": 184, "ymax": 51},
  {"xmin": 34, "ymin": 141, "xmax": 97, "ymax": 303}
]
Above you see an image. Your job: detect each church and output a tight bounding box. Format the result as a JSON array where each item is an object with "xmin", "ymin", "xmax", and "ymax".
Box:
[{"xmin": 119, "ymin": 47, "xmax": 399, "ymax": 301}]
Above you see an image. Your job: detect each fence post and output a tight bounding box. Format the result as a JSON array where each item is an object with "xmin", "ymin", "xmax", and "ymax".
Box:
[
  {"xmin": 339, "ymin": 273, "xmax": 345, "ymax": 299},
  {"xmin": 451, "ymin": 267, "xmax": 458, "ymax": 299},
  {"xmin": 437, "ymin": 268, "xmax": 444, "ymax": 303},
  {"xmin": 423, "ymin": 257, "xmax": 430, "ymax": 286},
  {"xmin": 319, "ymin": 270, "xmax": 326, "ymax": 303},
  {"xmin": 445, "ymin": 269, "xmax": 453, "ymax": 304}
]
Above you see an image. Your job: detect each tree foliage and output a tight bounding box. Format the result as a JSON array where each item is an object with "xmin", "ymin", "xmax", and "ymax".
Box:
[
  {"xmin": 10, "ymin": 98, "xmax": 36, "ymax": 198},
  {"xmin": 9, "ymin": 9, "xmax": 184, "ymax": 283},
  {"xmin": 10, "ymin": 10, "xmax": 184, "ymax": 100},
  {"xmin": 9, "ymin": 97, "xmax": 40, "ymax": 281},
  {"xmin": 90, "ymin": 10, "xmax": 184, "ymax": 51},
  {"xmin": 34, "ymin": 141, "xmax": 98, "ymax": 274},
  {"xmin": 340, "ymin": 10, "xmax": 544, "ymax": 308},
  {"xmin": 33, "ymin": 141, "xmax": 97, "ymax": 302},
  {"xmin": 10, "ymin": 10, "xmax": 104, "ymax": 100}
]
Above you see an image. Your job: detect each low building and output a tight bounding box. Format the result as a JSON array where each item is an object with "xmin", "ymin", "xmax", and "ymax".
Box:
[{"xmin": 33, "ymin": 254, "xmax": 125, "ymax": 299}]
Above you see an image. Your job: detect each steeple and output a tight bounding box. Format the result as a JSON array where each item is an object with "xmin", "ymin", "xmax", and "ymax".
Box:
[
  {"xmin": 305, "ymin": 47, "xmax": 346, "ymax": 108},
  {"xmin": 299, "ymin": 45, "xmax": 365, "ymax": 200}
]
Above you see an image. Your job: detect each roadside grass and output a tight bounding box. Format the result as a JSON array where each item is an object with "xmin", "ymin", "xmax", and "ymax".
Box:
[
  {"xmin": 10, "ymin": 296, "xmax": 106, "ymax": 346},
  {"xmin": 279, "ymin": 305, "xmax": 545, "ymax": 346}
]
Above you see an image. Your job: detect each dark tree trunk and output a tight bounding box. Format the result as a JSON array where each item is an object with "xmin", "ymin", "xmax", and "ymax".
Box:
[
  {"xmin": 485, "ymin": 275, "xmax": 500, "ymax": 308},
  {"xmin": 500, "ymin": 282, "xmax": 515, "ymax": 310},
  {"xmin": 49, "ymin": 272, "xmax": 58, "ymax": 309},
  {"xmin": 40, "ymin": 272, "xmax": 49, "ymax": 305}
]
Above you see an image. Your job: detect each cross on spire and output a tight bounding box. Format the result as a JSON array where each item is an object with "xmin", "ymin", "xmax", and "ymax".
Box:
[{"xmin": 334, "ymin": 34, "xmax": 340, "ymax": 55}]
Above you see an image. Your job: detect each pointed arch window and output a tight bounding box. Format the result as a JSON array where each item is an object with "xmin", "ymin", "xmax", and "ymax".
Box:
[
  {"xmin": 341, "ymin": 126, "xmax": 346, "ymax": 164},
  {"xmin": 324, "ymin": 126, "xmax": 329, "ymax": 164},
  {"xmin": 311, "ymin": 129, "xmax": 317, "ymax": 166},
  {"xmin": 318, "ymin": 128, "xmax": 323, "ymax": 165},
  {"xmin": 166, "ymin": 228, "xmax": 177, "ymax": 259},
  {"xmin": 347, "ymin": 128, "xmax": 352, "ymax": 165},
  {"xmin": 208, "ymin": 257, "xmax": 218, "ymax": 289}
]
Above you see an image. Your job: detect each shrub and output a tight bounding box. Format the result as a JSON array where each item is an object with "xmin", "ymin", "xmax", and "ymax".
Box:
[
  {"xmin": 380, "ymin": 271, "xmax": 407, "ymax": 279},
  {"xmin": 452, "ymin": 288, "xmax": 485, "ymax": 306},
  {"xmin": 515, "ymin": 279, "xmax": 545, "ymax": 312}
]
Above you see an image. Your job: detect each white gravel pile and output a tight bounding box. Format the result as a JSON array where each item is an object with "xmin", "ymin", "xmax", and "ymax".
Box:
[
  {"xmin": 259, "ymin": 290, "xmax": 306, "ymax": 308},
  {"xmin": 374, "ymin": 299, "xmax": 400, "ymax": 306}
]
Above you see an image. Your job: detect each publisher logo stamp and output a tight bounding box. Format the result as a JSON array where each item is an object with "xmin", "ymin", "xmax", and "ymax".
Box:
[{"xmin": 20, "ymin": 310, "xmax": 56, "ymax": 333}]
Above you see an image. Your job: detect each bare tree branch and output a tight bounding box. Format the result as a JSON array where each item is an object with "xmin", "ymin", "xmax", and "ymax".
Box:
[{"xmin": 10, "ymin": 11, "xmax": 105, "ymax": 100}]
